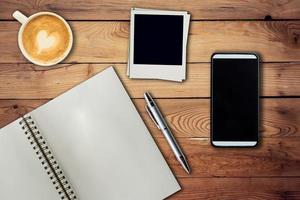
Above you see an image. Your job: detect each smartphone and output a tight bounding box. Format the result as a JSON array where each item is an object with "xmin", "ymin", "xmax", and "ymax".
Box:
[{"xmin": 211, "ymin": 53, "xmax": 259, "ymax": 147}]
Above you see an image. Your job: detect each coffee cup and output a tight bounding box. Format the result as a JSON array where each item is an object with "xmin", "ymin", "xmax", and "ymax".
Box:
[{"xmin": 13, "ymin": 11, "xmax": 73, "ymax": 66}]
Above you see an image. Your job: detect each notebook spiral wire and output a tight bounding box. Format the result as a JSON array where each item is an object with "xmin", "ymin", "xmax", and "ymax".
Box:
[{"xmin": 19, "ymin": 115, "xmax": 77, "ymax": 200}]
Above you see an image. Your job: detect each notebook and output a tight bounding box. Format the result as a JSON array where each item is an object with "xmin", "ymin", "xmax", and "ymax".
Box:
[{"xmin": 0, "ymin": 67, "xmax": 180, "ymax": 200}]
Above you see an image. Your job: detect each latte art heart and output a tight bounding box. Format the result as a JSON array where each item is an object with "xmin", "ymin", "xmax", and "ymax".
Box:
[
  {"xmin": 36, "ymin": 30, "xmax": 57, "ymax": 53},
  {"xmin": 22, "ymin": 14, "xmax": 71, "ymax": 65}
]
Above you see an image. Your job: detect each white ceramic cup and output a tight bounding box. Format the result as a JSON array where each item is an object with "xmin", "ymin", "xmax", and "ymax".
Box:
[{"xmin": 12, "ymin": 10, "xmax": 73, "ymax": 66}]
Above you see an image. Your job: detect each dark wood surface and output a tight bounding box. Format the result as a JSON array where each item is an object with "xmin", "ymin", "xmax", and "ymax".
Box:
[
  {"xmin": 1, "ymin": 0, "xmax": 300, "ymax": 20},
  {"xmin": 0, "ymin": 1, "xmax": 299, "ymax": 199},
  {"xmin": 1, "ymin": 21, "xmax": 300, "ymax": 63}
]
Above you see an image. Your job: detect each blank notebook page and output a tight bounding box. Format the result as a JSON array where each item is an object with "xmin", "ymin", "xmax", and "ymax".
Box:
[
  {"xmin": 0, "ymin": 67, "xmax": 180, "ymax": 200},
  {"xmin": 0, "ymin": 120, "xmax": 59, "ymax": 199}
]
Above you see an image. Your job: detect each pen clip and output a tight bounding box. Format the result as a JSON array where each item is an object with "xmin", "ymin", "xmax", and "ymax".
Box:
[{"xmin": 145, "ymin": 106, "xmax": 160, "ymax": 130}]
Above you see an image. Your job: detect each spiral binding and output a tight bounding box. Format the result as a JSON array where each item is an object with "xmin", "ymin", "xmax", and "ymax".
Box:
[{"xmin": 19, "ymin": 115, "xmax": 77, "ymax": 200}]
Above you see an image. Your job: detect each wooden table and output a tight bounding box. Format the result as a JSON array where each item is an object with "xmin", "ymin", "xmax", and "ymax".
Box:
[{"xmin": 1, "ymin": 1, "xmax": 300, "ymax": 199}]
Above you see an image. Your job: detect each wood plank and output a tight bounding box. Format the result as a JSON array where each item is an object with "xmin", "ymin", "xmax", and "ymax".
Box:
[
  {"xmin": 1, "ymin": 100, "xmax": 299, "ymax": 177},
  {"xmin": 1, "ymin": 99, "xmax": 299, "ymax": 138},
  {"xmin": 157, "ymin": 137, "xmax": 300, "ymax": 177},
  {"xmin": 1, "ymin": 0, "xmax": 300, "ymax": 20},
  {"xmin": 1, "ymin": 21, "xmax": 300, "ymax": 63},
  {"xmin": 0, "ymin": 63, "xmax": 299, "ymax": 99},
  {"xmin": 136, "ymin": 98, "xmax": 300, "ymax": 138},
  {"xmin": 171, "ymin": 178, "xmax": 300, "ymax": 200}
]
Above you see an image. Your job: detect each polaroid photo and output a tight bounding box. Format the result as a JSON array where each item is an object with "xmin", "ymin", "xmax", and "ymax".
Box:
[{"xmin": 128, "ymin": 8, "xmax": 190, "ymax": 82}]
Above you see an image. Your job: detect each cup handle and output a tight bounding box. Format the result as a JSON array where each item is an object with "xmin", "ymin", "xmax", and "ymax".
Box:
[{"xmin": 12, "ymin": 11, "xmax": 28, "ymax": 24}]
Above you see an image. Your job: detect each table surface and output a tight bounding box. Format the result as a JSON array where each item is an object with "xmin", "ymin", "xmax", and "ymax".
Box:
[{"xmin": 0, "ymin": 1, "xmax": 300, "ymax": 199}]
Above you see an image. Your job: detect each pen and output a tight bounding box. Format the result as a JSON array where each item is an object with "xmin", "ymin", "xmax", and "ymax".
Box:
[{"xmin": 144, "ymin": 92, "xmax": 190, "ymax": 174}]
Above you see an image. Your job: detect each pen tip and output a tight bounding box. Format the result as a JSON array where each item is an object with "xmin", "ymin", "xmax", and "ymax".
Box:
[
  {"xmin": 185, "ymin": 165, "xmax": 191, "ymax": 174},
  {"xmin": 179, "ymin": 155, "xmax": 191, "ymax": 175},
  {"xmin": 144, "ymin": 91, "xmax": 150, "ymax": 99}
]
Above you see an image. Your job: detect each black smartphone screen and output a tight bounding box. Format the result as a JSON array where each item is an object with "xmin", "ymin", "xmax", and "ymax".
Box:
[{"xmin": 211, "ymin": 54, "xmax": 259, "ymax": 143}]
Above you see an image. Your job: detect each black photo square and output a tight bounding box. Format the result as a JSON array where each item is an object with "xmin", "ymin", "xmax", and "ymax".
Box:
[{"xmin": 133, "ymin": 14, "xmax": 183, "ymax": 65}]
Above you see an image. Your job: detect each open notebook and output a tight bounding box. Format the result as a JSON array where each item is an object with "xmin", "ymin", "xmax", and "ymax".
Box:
[{"xmin": 0, "ymin": 67, "xmax": 180, "ymax": 200}]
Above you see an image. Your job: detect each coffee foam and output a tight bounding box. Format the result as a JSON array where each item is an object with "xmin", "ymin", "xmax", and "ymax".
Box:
[
  {"xmin": 22, "ymin": 15, "xmax": 71, "ymax": 65},
  {"xmin": 36, "ymin": 30, "xmax": 58, "ymax": 53}
]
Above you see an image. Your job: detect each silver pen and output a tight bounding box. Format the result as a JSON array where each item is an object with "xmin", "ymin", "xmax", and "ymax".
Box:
[{"xmin": 144, "ymin": 92, "xmax": 190, "ymax": 174}]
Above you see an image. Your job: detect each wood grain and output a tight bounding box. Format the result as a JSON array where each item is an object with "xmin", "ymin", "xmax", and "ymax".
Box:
[
  {"xmin": 0, "ymin": 99, "xmax": 299, "ymax": 138},
  {"xmin": 1, "ymin": 21, "xmax": 300, "ymax": 63},
  {"xmin": 1, "ymin": 0, "xmax": 300, "ymax": 20},
  {"xmin": 0, "ymin": 1, "xmax": 299, "ymax": 199},
  {"xmin": 1, "ymin": 99, "xmax": 299, "ymax": 178},
  {"xmin": 156, "ymin": 137, "xmax": 300, "ymax": 177},
  {"xmin": 0, "ymin": 63, "xmax": 299, "ymax": 99},
  {"xmin": 136, "ymin": 98, "xmax": 300, "ymax": 138},
  {"xmin": 172, "ymin": 178, "xmax": 300, "ymax": 200}
]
